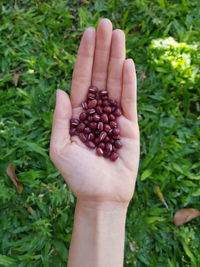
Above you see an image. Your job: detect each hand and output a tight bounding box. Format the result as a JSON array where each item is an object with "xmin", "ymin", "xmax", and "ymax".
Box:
[{"xmin": 50, "ymin": 19, "xmax": 140, "ymax": 205}]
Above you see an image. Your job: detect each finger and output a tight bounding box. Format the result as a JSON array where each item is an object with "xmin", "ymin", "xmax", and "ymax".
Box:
[
  {"xmin": 107, "ymin": 29, "xmax": 125, "ymax": 102},
  {"xmin": 121, "ymin": 59, "xmax": 138, "ymax": 122},
  {"xmin": 70, "ymin": 27, "xmax": 96, "ymax": 108},
  {"xmin": 50, "ymin": 89, "xmax": 72, "ymax": 154},
  {"xmin": 91, "ymin": 18, "xmax": 112, "ymax": 90}
]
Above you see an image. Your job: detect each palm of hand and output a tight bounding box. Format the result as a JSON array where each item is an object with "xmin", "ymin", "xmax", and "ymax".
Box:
[{"xmin": 50, "ymin": 19, "xmax": 140, "ymax": 204}]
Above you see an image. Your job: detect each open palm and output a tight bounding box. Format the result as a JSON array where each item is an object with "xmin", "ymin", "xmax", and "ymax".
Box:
[{"xmin": 50, "ymin": 19, "xmax": 140, "ymax": 204}]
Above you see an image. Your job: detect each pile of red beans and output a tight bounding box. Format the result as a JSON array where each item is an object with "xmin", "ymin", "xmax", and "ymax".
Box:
[{"xmin": 70, "ymin": 86, "xmax": 122, "ymax": 161}]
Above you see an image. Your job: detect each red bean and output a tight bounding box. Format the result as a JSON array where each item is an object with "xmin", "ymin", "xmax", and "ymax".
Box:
[
  {"xmin": 109, "ymin": 114, "xmax": 115, "ymax": 121},
  {"xmin": 109, "ymin": 99, "xmax": 118, "ymax": 106},
  {"xmin": 88, "ymin": 99, "xmax": 98, "ymax": 108},
  {"xmin": 87, "ymin": 108, "xmax": 95, "ymax": 115},
  {"xmin": 104, "ymin": 124, "xmax": 111, "ymax": 132},
  {"xmin": 100, "ymin": 90, "xmax": 108, "ymax": 96},
  {"xmin": 101, "ymin": 114, "xmax": 108, "ymax": 123},
  {"xmin": 94, "ymin": 129, "xmax": 100, "ymax": 136},
  {"xmin": 70, "ymin": 128, "xmax": 76, "ymax": 136},
  {"xmin": 70, "ymin": 118, "xmax": 79, "ymax": 127},
  {"xmin": 103, "ymin": 151, "xmax": 111, "ymax": 158},
  {"xmin": 89, "ymin": 86, "xmax": 98, "ymax": 93},
  {"xmin": 98, "ymin": 142, "xmax": 105, "ymax": 149},
  {"xmin": 94, "ymin": 137, "xmax": 100, "ymax": 145},
  {"xmin": 96, "ymin": 147, "xmax": 104, "ymax": 156},
  {"xmin": 87, "ymin": 93, "xmax": 96, "ymax": 99},
  {"xmin": 113, "ymin": 127, "xmax": 120, "ymax": 135},
  {"xmin": 79, "ymin": 112, "xmax": 87, "ymax": 121},
  {"xmin": 103, "ymin": 100, "xmax": 109, "ymax": 106},
  {"xmin": 102, "ymin": 95, "xmax": 108, "ymax": 100},
  {"xmin": 88, "ymin": 115, "xmax": 93, "ymax": 122},
  {"xmin": 84, "ymin": 127, "xmax": 91, "ymax": 134},
  {"xmin": 86, "ymin": 141, "xmax": 95, "ymax": 149},
  {"xmin": 89, "ymin": 122, "xmax": 97, "ymax": 130},
  {"xmin": 110, "ymin": 152, "xmax": 119, "ymax": 161},
  {"xmin": 97, "ymin": 122, "xmax": 104, "ymax": 131},
  {"xmin": 93, "ymin": 114, "xmax": 100, "ymax": 122},
  {"xmin": 96, "ymin": 106, "xmax": 103, "ymax": 114},
  {"xmin": 113, "ymin": 135, "xmax": 120, "ymax": 140},
  {"xmin": 108, "ymin": 129, "xmax": 113, "ymax": 136},
  {"xmin": 114, "ymin": 108, "xmax": 122, "ymax": 117},
  {"xmin": 84, "ymin": 120, "xmax": 89, "ymax": 126},
  {"xmin": 98, "ymin": 100, "xmax": 102, "ymax": 106},
  {"xmin": 106, "ymin": 143, "xmax": 112, "ymax": 152},
  {"xmin": 79, "ymin": 133, "xmax": 87, "ymax": 143},
  {"xmin": 110, "ymin": 121, "xmax": 117, "ymax": 128},
  {"xmin": 100, "ymin": 131, "xmax": 107, "ymax": 141},
  {"xmin": 114, "ymin": 140, "xmax": 122, "ymax": 149},
  {"xmin": 82, "ymin": 101, "xmax": 88, "ymax": 110},
  {"xmin": 77, "ymin": 123, "xmax": 85, "ymax": 132},
  {"xmin": 88, "ymin": 133, "xmax": 95, "ymax": 141},
  {"xmin": 104, "ymin": 106, "xmax": 112, "ymax": 113},
  {"xmin": 104, "ymin": 136, "xmax": 110, "ymax": 143}
]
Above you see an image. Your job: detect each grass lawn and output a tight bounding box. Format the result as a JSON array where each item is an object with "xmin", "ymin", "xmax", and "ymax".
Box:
[{"xmin": 0, "ymin": 0, "xmax": 200, "ymax": 266}]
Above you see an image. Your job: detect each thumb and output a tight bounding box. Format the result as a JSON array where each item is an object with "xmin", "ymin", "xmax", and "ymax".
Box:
[{"xmin": 50, "ymin": 89, "xmax": 72, "ymax": 154}]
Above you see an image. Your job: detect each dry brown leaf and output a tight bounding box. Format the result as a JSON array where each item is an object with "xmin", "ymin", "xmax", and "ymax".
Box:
[
  {"xmin": 13, "ymin": 73, "xmax": 20, "ymax": 86},
  {"xmin": 6, "ymin": 164, "xmax": 23, "ymax": 194},
  {"xmin": 173, "ymin": 208, "xmax": 200, "ymax": 226}
]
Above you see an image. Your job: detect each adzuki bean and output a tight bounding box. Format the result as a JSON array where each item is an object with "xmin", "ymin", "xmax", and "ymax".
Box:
[{"xmin": 70, "ymin": 86, "xmax": 123, "ymax": 161}]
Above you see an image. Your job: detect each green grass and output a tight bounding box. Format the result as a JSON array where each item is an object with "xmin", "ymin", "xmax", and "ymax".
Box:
[{"xmin": 0, "ymin": 0, "xmax": 200, "ymax": 266}]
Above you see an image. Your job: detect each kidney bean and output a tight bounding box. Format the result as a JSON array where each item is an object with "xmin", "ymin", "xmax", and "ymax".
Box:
[
  {"xmin": 101, "ymin": 114, "xmax": 108, "ymax": 123},
  {"xmin": 77, "ymin": 123, "xmax": 85, "ymax": 132},
  {"xmin": 114, "ymin": 140, "xmax": 122, "ymax": 149},
  {"xmin": 88, "ymin": 99, "xmax": 98, "ymax": 108},
  {"xmin": 70, "ymin": 118, "xmax": 79, "ymax": 127},
  {"xmin": 96, "ymin": 147, "xmax": 104, "ymax": 156},
  {"xmin": 89, "ymin": 122, "xmax": 97, "ymax": 130},
  {"xmin": 93, "ymin": 114, "xmax": 100, "ymax": 122},
  {"xmin": 79, "ymin": 133, "xmax": 87, "ymax": 143},
  {"xmin": 87, "ymin": 115, "xmax": 93, "ymax": 122},
  {"xmin": 110, "ymin": 152, "xmax": 119, "ymax": 161},
  {"xmin": 79, "ymin": 112, "xmax": 87, "ymax": 121},
  {"xmin": 94, "ymin": 129, "xmax": 100, "ymax": 136},
  {"xmin": 97, "ymin": 122, "xmax": 104, "ymax": 131},
  {"xmin": 99, "ymin": 131, "xmax": 107, "ymax": 141},
  {"xmin": 86, "ymin": 141, "xmax": 95, "ymax": 149}
]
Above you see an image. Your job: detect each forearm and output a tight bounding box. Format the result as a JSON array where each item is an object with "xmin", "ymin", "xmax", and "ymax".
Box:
[{"xmin": 67, "ymin": 200, "xmax": 128, "ymax": 267}]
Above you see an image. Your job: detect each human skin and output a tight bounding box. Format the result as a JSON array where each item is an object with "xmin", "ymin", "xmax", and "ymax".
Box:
[{"xmin": 50, "ymin": 18, "xmax": 140, "ymax": 267}]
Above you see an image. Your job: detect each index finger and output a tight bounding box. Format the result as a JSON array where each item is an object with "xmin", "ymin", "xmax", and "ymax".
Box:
[{"xmin": 70, "ymin": 27, "xmax": 96, "ymax": 108}]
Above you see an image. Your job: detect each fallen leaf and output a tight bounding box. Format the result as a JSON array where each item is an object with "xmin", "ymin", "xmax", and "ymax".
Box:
[
  {"xmin": 154, "ymin": 185, "xmax": 169, "ymax": 209},
  {"xmin": 173, "ymin": 208, "xmax": 200, "ymax": 226},
  {"xmin": 13, "ymin": 73, "xmax": 20, "ymax": 86},
  {"xmin": 6, "ymin": 164, "xmax": 23, "ymax": 194}
]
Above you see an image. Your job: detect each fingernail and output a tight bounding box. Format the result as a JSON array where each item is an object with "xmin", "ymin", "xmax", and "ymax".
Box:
[{"xmin": 86, "ymin": 27, "xmax": 95, "ymax": 37}]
